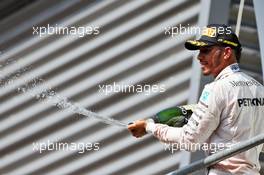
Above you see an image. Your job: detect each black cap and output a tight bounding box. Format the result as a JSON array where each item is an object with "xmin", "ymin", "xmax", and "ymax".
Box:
[{"xmin": 185, "ymin": 24, "xmax": 242, "ymax": 51}]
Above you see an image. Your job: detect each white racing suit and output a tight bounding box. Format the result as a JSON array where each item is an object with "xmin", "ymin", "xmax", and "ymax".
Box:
[{"xmin": 146, "ymin": 63, "xmax": 264, "ymax": 175}]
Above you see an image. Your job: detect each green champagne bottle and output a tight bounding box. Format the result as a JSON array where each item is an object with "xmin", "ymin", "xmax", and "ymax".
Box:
[{"xmin": 151, "ymin": 104, "xmax": 195, "ymax": 127}]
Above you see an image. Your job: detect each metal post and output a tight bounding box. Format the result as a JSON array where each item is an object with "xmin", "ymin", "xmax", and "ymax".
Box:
[
  {"xmin": 253, "ymin": 0, "xmax": 264, "ymax": 82},
  {"xmin": 188, "ymin": 1, "xmax": 231, "ymax": 172},
  {"xmin": 167, "ymin": 133, "xmax": 264, "ymax": 175}
]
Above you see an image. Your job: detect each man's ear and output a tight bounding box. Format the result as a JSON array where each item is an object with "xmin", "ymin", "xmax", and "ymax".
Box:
[{"xmin": 223, "ymin": 47, "xmax": 232, "ymax": 60}]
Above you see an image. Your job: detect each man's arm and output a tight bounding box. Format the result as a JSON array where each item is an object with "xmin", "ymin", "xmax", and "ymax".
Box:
[
  {"xmin": 128, "ymin": 83, "xmax": 225, "ymax": 151},
  {"xmin": 145, "ymin": 103, "xmax": 220, "ymax": 151}
]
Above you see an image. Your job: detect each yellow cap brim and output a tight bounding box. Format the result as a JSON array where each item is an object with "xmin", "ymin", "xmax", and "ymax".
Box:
[{"xmin": 184, "ymin": 40, "xmax": 213, "ymax": 50}]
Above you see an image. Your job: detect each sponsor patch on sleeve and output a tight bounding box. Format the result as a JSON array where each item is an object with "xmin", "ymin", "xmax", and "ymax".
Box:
[{"xmin": 199, "ymin": 89, "xmax": 210, "ymax": 106}]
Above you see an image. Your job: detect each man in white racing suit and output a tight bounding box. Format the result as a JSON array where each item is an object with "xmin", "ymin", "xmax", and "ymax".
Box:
[{"xmin": 128, "ymin": 24, "xmax": 264, "ymax": 175}]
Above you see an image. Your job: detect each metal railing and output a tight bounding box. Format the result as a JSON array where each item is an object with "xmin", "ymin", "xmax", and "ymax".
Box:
[{"xmin": 168, "ymin": 133, "xmax": 264, "ymax": 175}]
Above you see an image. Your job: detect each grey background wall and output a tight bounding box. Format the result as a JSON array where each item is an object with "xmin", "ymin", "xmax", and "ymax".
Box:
[{"xmin": 0, "ymin": 0, "xmax": 263, "ymax": 175}]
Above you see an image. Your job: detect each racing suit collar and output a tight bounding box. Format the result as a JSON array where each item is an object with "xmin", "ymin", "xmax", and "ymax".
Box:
[{"xmin": 215, "ymin": 63, "xmax": 240, "ymax": 81}]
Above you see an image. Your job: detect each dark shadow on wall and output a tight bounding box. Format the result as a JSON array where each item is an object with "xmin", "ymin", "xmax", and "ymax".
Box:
[{"xmin": 0, "ymin": 0, "xmax": 37, "ymax": 21}]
